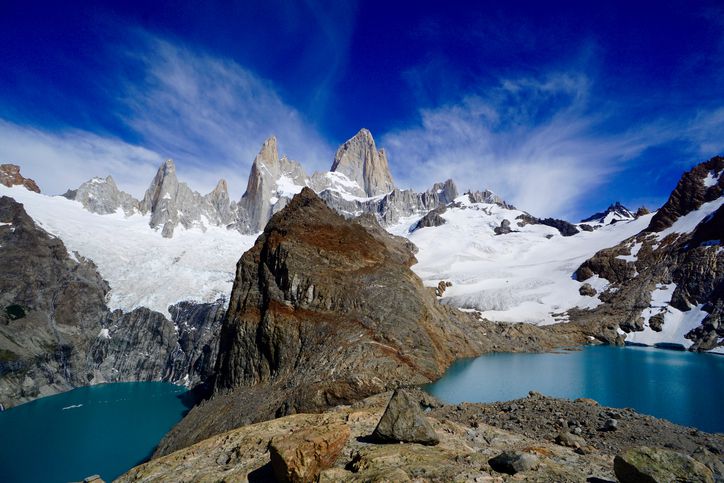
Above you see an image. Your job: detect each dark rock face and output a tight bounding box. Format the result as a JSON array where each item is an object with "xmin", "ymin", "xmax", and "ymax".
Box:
[
  {"xmin": 572, "ymin": 157, "xmax": 723, "ymax": 351},
  {"xmin": 647, "ymin": 156, "xmax": 723, "ymax": 233},
  {"xmin": 0, "ymin": 164, "xmax": 40, "ymax": 193},
  {"xmin": 515, "ymin": 213, "xmax": 579, "ymax": 236},
  {"xmin": 155, "ymin": 188, "xmax": 588, "ymax": 456},
  {"xmin": 0, "ymin": 196, "xmax": 224, "ymax": 407},
  {"xmin": 613, "ymin": 446, "xmax": 714, "ymax": 483},
  {"xmin": 372, "ymin": 389, "xmax": 439, "ymax": 446},
  {"xmin": 413, "ymin": 206, "xmax": 447, "ymax": 231},
  {"xmin": 538, "ymin": 217, "xmax": 580, "ymax": 236},
  {"xmin": 494, "ymin": 219, "xmax": 513, "ymax": 235},
  {"xmin": 581, "ymin": 202, "xmax": 635, "ymax": 224}
]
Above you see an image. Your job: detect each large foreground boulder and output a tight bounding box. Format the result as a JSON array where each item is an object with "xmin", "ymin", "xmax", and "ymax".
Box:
[
  {"xmin": 269, "ymin": 422, "xmax": 350, "ymax": 483},
  {"xmin": 372, "ymin": 389, "xmax": 439, "ymax": 446},
  {"xmin": 613, "ymin": 446, "xmax": 714, "ymax": 483}
]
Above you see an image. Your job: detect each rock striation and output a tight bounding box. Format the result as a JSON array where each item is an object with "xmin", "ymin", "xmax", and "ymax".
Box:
[
  {"xmin": 154, "ymin": 188, "xmax": 587, "ymax": 456},
  {"xmin": 0, "ymin": 196, "xmax": 224, "ymax": 407},
  {"xmin": 0, "ymin": 164, "xmax": 40, "ymax": 193},
  {"xmin": 572, "ymin": 156, "xmax": 724, "ymax": 351}
]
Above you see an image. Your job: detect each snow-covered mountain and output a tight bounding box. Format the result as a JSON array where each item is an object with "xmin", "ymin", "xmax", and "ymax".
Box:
[
  {"xmin": 2, "ymin": 138, "xmax": 723, "ymax": 354},
  {"xmin": 388, "ymin": 194, "xmax": 653, "ymax": 325},
  {"xmin": 580, "ymin": 201, "xmax": 636, "ymax": 225}
]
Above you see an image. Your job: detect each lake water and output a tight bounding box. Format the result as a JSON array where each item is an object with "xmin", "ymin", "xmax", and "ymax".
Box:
[
  {"xmin": 0, "ymin": 382, "xmax": 194, "ymax": 483},
  {"xmin": 425, "ymin": 345, "xmax": 724, "ymax": 434}
]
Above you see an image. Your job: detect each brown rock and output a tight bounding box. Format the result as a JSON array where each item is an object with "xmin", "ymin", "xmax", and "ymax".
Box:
[
  {"xmin": 0, "ymin": 164, "xmax": 40, "ymax": 192},
  {"xmin": 269, "ymin": 422, "xmax": 350, "ymax": 483}
]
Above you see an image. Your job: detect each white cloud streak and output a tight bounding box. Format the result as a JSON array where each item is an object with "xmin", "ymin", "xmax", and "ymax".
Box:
[
  {"xmin": 382, "ymin": 73, "xmax": 724, "ymax": 218},
  {"xmin": 0, "ymin": 33, "xmax": 334, "ymax": 198}
]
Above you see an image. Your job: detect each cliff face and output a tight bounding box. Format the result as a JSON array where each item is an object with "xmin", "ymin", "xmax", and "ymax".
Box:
[
  {"xmin": 572, "ymin": 156, "xmax": 723, "ymax": 351},
  {"xmin": 330, "ymin": 128, "xmax": 395, "ymax": 197},
  {"xmin": 155, "ymin": 188, "xmax": 589, "ymax": 456},
  {"xmin": 0, "ymin": 164, "xmax": 40, "ymax": 193},
  {"xmin": 0, "ymin": 196, "xmax": 224, "ymax": 407}
]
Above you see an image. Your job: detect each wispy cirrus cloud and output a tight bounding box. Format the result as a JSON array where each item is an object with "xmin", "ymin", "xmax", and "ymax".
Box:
[
  {"xmin": 0, "ymin": 31, "xmax": 334, "ymax": 198},
  {"xmin": 382, "ymin": 72, "xmax": 724, "ymax": 219}
]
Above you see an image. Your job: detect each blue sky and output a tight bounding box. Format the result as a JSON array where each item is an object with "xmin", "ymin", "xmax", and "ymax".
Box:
[{"xmin": 1, "ymin": 0, "xmax": 723, "ymax": 219}]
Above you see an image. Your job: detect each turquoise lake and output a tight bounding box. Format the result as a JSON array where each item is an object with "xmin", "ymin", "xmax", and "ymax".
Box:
[
  {"xmin": 1, "ymin": 347, "xmax": 723, "ymax": 482},
  {"xmin": 425, "ymin": 345, "xmax": 724, "ymax": 433},
  {"xmin": 0, "ymin": 382, "xmax": 194, "ymax": 483}
]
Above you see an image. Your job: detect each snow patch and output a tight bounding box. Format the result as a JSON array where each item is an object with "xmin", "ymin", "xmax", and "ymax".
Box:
[
  {"xmin": 657, "ymin": 198, "xmax": 724, "ymax": 241},
  {"xmin": 388, "ymin": 199, "xmax": 653, "ymax": 325},
  {"xmin": 0, "ymin": 185, "xmax": 257, "ymax": 318},
  {"xmin": 616, "ymin": 241, "xmax": 642, "ymax": 262},
  {"xmin": 703, "ymin": 170, "xmax": 720, "ymax": 188}
]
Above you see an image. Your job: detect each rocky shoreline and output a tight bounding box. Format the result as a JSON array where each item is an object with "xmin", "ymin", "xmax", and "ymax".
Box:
[{"xmin": 117, "ymin": 388, "xmax": 724, "ymax": 482}]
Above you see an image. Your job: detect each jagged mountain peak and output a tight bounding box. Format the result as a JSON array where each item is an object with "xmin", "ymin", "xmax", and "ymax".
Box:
[
  {"xmin": 331, "ymin": 128, "xmax": 395, "ymax": 197},
  {"xmin": 580, "ymin": 201, "xmax": 634, "ymax": 224},
  {"xmin": 255, "ymin": 136, "xmax": 279, "ymax": 167}
]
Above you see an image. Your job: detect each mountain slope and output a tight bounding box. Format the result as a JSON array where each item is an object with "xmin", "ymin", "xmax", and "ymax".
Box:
[
  {"xmin": 389, "ymin": 194, "xmax": 653, "ymax": 325},
  {"xmin": 0, "ymin": 195, "xmax": 225, "ymax": 408},
  {"xmin": 573, "ymin": 156, "xmax": 723, "ymax": 351}
]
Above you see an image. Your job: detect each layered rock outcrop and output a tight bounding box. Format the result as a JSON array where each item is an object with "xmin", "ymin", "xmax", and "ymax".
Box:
[
  {"xmin": 0, "ymin": 164, "xmax": 40, "ymax": 193},
  {"xmin": 572, "ymin": 156, "xmax": 724, "ymax": 351},
  {"xmin": 155, "ymin": 188, "xmax": 586, "ymax": 456},
  {"xmin": 0, "ymin": 196, "xmax": 224, "ymax": 407}
]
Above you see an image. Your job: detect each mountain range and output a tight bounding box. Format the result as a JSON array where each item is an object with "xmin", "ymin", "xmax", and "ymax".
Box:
[{"xmin": 0, "ymin": 131, "xmax": 722, "ymax": 414}]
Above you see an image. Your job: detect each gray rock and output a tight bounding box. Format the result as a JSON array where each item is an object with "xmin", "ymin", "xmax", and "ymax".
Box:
[
  {"xmin": 413, "ymin": 206, "xmax": 447, "ymax": 231},
  {"xmin": 63, "ymin": 176, "xmax": 139, "ymax": 216},
  {"xmin": 693, "ymin": 446, "xmax": 724, "ymax": 482},
  {"xmin": 238, "ymin": 136, "xmax": 308, "ymax": 233},
  {"xmin": 330, "ymin": 128, "xmax": 394, "ymax": 197},
  {"xmin": 602, "ymin": 418, "xmax": 619, "ymax": 431},
  {"xmin": 494, "ymin": 219, "xmax": 513, "ymax": 235},
  {"xmin": 372, "ymin": 389, "xmax": 440, "ymax": 446},
  {"xmin": 556, "ymin": 430, "xmax": 586, "ymax": 449},
  {"xmin": 579, "ymin": 283, "xmax": 597, "ymax": 297},
  {"xmin": 488, "ymin": 451, "xmax": 539, "ymax": 475},
  {"xmin": 614, "ymin": 446, "xmax": 714, "ymax": 483}
]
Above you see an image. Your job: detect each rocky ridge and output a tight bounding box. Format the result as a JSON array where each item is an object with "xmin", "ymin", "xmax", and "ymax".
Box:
[
  {"xmin": 61, "ymin": 129, "xmax": 485, "ymax": 238},
  {"xmin": 0, "ymin": 163, "xmax": 40, "ymax": 193},
  {"xmin": 153, "ymin": 188, "xmax": 594, "ymax": 456},
  {"xmin": 572, "ymin": 156, "xmax": 724, "ymax": 351},
  {"xmin": 0, "ymin": 195, "xmax": 224, "ymax": 408}
]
